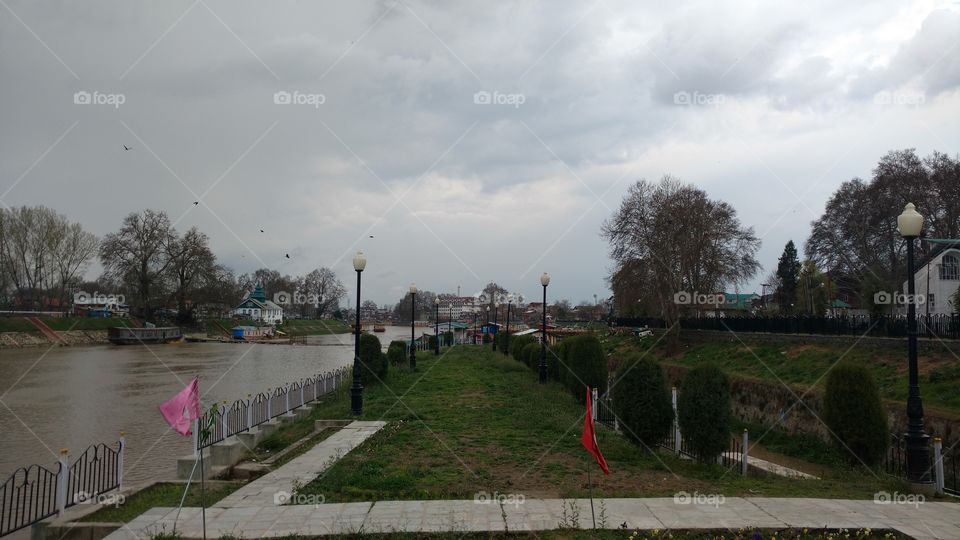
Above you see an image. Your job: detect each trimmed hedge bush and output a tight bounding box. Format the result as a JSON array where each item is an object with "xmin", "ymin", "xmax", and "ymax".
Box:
[
  {"xmin": 822, "ymin": 362, "xmax": 888, "ymax": 466},
  {"xmin": 359, "ymin": 333, "xmax": 388, "ymax": 384},
  {"xmin": 496, "ymin": 332, "xmax": 511, "ymax": 355},
  {"xmin": 522, "ymin": 341, "xmax": 541, "ymax": 369},
  {"xmin": 612, "ymin": 355, "xmax": 673, "ymax": 447},
  {"xmin": 428, "ymin": 335, "xmax": 438, "ymax": 350},
  {"xmin": 548, "ymin": 341, "xmax": 568, "ymax": 382},
  {"xmin": 563, "ymin": 333, "xmax": 608, "ymax": 401},
  {"xmin": 677, "ymin": 364, "xmax": 730, "ymax": 461},
  {"xmin": 387, "ymin": 340, "xmax": 407, "ymax": 365},
  {"xmin": 511, "ymin": 335, "xmax": 536, "ymax": 362}
]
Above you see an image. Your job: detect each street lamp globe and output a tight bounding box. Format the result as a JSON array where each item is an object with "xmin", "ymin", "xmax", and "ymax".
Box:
[
  {"xmin": 435, "ymin": 297, "xmax": 440, "ymax": 305},
  {"xmin": 540, "ymin": 272, "xmax": 550, "ymax": 287},
  {"xmin": 353, "ymin": 251, "xmax": 367, "ymax": 271},
  {"xmin": 897, "ymin": 203, "xmax": 923, "ymax": 238},
  {"xmin": 410, "ymin": 283, "xmax": 417, "ymax": 294}
]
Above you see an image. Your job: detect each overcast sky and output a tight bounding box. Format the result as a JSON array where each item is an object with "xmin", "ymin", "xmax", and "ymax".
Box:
[{"xmin": 1, "ymin": 0, "xmax": 958, "ymax": 306}]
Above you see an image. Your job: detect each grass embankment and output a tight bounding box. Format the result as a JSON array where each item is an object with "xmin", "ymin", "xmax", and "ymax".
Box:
[
  {"xmin": 0, "ymin": 316, "xmax": 135, "ymax": 333},
  {"xmin": 606, "ymin": 335, "xmax": 960, "ymax": 414},
  {"xmin": 278, "ymin": 319, "xmax": 351, "ymax": 336},
  {"xmin": 79, "ymin": 482, "xmax": 241, "ymax": 523},
  {"xmin": 298, "ymin": 346, "xmax": 906, "ymax": 503}
]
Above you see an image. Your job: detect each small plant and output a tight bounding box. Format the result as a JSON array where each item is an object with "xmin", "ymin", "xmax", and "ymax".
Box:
[{"xmin": 557, "ymin": 498, "xmax": 581, "ymax": 529}]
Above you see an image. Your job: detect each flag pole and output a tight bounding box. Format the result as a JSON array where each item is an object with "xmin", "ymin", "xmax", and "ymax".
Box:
[
  {"xmin": 173, "ymin": 456, "xmax": 199, "ymax": 533},
  {"xmin": 587, "ymin": 456, "xmax": 596, "ymax": 528},
  {"xmin": 200, "ymin": 433, "xmax": 207, "ymax": 540}
]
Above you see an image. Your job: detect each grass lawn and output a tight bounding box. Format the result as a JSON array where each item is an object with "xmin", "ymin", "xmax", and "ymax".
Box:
[
  {"xmin": 299, "ymin": 346, "xmax": 908, "ymax": 503},
  {"xmin": 607, "ymin": 336, "xmax": 960, "ymax": 416},
  {"xmin": 79, "ymin": 482, "xmax": 242, "ymax": 523},
  {"xmin": 0, "ymin": 316, "xmax": 135, "ymax": 333},
  {"xmin": 278, "ymin": 319, "xmax": 351, "ymax": 336}
]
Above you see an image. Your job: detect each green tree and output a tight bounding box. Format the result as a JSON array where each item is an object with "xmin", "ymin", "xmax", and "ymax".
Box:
[
  {"xmin": 776, "ymin": 240, "xmax": 801, "ymax": 313},
  {"xmin": 677, "ymin": 365, "xmax": 731, "ymax": 461},
  {"xmin": 612, "ymin": 355, "xmax": 674, "ymax": 448},
  {"xmin": 822, "ymin": 362, "xmax": 888, "ymax": 466}
]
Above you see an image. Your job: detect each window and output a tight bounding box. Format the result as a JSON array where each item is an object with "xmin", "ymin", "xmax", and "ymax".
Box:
[
  {"xmin": 929, "ymin": 294, "xmax": 935, "ymax": 311},
  {"xmin": 941, "ymin": 254, "xmax": 959, "ymax": 280}
]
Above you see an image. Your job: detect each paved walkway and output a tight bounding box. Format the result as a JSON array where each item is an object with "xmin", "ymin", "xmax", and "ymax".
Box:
[
  {"xmin": 213, "ymin": 421, "xmax": 385, "ymax": 508},
  {"xmin": 109, "ymin": 497, "xmax": 960, "ymax": 539}
]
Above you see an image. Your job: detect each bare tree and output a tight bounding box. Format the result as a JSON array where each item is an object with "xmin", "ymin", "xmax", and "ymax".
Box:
[
  {"xmin": 99, "ymin": 210, "xmax": 175, "ymax": 321},
  {"xmin": 602, "ymin": 176, "xmax": 761, "ymax": 342},
  {"xmin": 166, "ymin": 227, "xmax": 217, "ymax": 323},
  {"xmin": 297, "ymin": 267, "xmax": 346, "ymax": 319}
]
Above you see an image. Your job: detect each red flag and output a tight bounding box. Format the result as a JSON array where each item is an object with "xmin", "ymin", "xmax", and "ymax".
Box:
[
  {"xmin": 159, "ymin": 378, "xmax": 201, "ymax": 436},
  {"xmin": 581, "ymin": 386, "xmax": 609, "ymax": 474}
]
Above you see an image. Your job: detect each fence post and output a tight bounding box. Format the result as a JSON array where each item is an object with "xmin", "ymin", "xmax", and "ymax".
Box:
[
  {"xmin": 222, "ymin": 401, "xmax": 229, "ymax": 437},
  {"xmin": 933, "ymin": 437, "xmax": 945, "ymax": 495},
  {"xmin": 300, "ymin": 382, "xmax": 305, "ymax": 407},
  {"xmin": 192, "ymin": 418, "xmax": 199, "ymax": 457},
  {"xmin": 285, "ymin": 385, "xmax": 291, "ymax": 413},
  {"xmin": 314, "ymin": 376, "xmax": 319, "ymax": 401},
  {"xmin": 741, "ymin": 429, "xmax": 749, "ymax": 476},
  {"xmin": 591, "ymin": 388, "xmax": 598, "ymax": 422},
  {"xmin": 247, "ymin": 395, "xmax": 253, "ymax": 431},
  {"xmin": 267, "ymin": 391, "xmax": 273, "ymax": 419},
  {"xmin": 672, "ymin": 386, "xmax": 680, "ymax": 455},
  {"xmin": 56, "ymin": 448, "xmax": 69, "ymax": 516},
  {"xmin": 118, "ymin": 432, "xmax": 126, "ymax": 491}
]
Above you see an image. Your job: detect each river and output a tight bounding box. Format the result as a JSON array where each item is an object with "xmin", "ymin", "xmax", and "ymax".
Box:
[{"xmin": 0, "ymin": 326, "xmax": 412, "ymax": 484}]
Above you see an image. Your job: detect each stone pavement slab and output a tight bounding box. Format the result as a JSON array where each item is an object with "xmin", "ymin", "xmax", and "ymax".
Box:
[
  {"xmin": 213, "ymin": 421, "xmax": 385, "ymax": 508},
  {"xmin": 106, "ymin": 497, "xmax": 960, "ymax": 539}
]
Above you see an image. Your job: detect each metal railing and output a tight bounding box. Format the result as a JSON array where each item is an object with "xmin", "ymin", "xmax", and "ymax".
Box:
[
  {"xmin": 1, "ymin": 437, "xmax": 124, "ymax": 537},
  {"xmin": 616, "ymin": 314, "xmax": 960, "ymax": 340},
  {"xmin": 885, "ymin": 435, "xmax": 957, "ymax": 496},
  {"xmin": 194, "ymin": 368, "xmax": 347, "ymax": 453}
]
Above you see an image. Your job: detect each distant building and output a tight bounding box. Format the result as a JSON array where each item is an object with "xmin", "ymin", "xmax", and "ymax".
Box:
[
  {"xmin": 902, "ymin": 242, "xmax": 960, "ymax": 316},
  {"xmin": 233, "ymin": 281, "xmax": 284, "ymax": 325},
  {"xmin": 440, "ymin": 296, "xmax": 479, "ymax": 320}
]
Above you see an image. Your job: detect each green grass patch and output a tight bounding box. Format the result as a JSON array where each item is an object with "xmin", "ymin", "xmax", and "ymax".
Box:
[
  {"xmin": 79, "ymin": 482, "xmax": 242, "ymax": 523},
  {"xmin": 299, "ymin": 346, "xmax": 906, "ymax": 503},
  {"xmin": 277, "ymin": 319, "xmax": 351, "ymax": 336}
]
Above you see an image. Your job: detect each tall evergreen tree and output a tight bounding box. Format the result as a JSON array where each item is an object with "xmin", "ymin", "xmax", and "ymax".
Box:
[{"xmin": 776, "ymin": 240, "xmax": 801, "ymax": 313}]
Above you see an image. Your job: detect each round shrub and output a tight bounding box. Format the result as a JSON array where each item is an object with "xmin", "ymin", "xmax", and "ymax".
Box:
[
  {"xmin": 497, "ymin": 332, "xmax": 511, "ymax": 355},
  {"xmin": 564, "ymin": 334, "xmax": 608, "ymax": 401},
  {"xmin": 359, "ymin": 333, "xmax": 388, "ymax": 384},
  {"xmin": 677, "ymin": 364, "xmax": 730, "ymax": 461},
  {"xmin": 822, "ymin": 362, "xmax": 888, "ymax": 466},
  {"xmin": 548, "ymin": 341, "xmax": 568, "ymax": 382},
  {"xmin": 511, "ymin": 335, "xmax": 535, "ymax": 362},
  {"xmin": 612, "ymin": 356, "xmax": 673, "ymax": 447},
  {"xmin": 428, "ymin": 335, "xmax": 438, "ymax": 350},
  {"xmin": 387, "ymin": 340, "xmax": 407, "ymax": 365}
]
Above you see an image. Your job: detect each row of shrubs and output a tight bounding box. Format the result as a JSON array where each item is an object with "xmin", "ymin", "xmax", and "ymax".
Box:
[
  {"xmin": 498, "ymin": 331, "xmax": 609, "ymax": 403},
  {"xmin": 607, "ymin": 352, "xmax": 889, "ymax": 465}
]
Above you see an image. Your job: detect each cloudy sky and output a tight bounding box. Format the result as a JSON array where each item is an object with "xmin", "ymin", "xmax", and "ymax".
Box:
[{"xmin": 1, "ymin": 0, "xmax": 958, "ymax": 306}]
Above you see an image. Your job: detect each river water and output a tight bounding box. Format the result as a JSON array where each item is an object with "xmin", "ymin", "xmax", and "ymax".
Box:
[{"xmin": 0, "ymin": 326, "xmax": 411, "ymax": 484}]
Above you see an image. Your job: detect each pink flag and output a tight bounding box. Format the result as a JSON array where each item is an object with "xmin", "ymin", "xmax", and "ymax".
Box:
[{"xmin": 159, "ymin": 378, "xmax": 201, "ymax": 436}]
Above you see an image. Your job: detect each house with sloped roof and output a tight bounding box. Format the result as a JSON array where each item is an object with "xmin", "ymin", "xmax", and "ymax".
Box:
[
  {"xmin": 901, "ymin": 241, "xmax": 960, "ymax": 316},
  {"xmin": 232, "ymin": 281, "xmax": 284, "ymax": 325}
]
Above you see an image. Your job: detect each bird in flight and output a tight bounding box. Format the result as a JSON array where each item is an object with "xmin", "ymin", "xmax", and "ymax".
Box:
[
  {"xmin": 369, "ymin": 235, "xmax": 374, "ymax": 238},
  {"xmin": 285, "ymin": 254, "xmax": 290, "ymax": 259},
  {"xmin": 193, "ymin": 201, "xmax": 199, "ymax": 206},
  {"xmin": 123, "ymin": 145, "xmax": 132, "ymax": 151},
  {"xmin": 260, "ymin": 229, "xmax": 264, "ymax": 233}
]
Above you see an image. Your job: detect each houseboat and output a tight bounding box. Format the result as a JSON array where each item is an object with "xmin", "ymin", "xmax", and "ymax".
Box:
[{"xmin": 108, "ymin": 326, "xmax": 183, "ymax": 344}]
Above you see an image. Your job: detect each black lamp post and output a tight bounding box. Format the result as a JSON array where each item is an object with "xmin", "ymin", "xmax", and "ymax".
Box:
[
  {"xmin": 492, "ymin": 302, "xmax": 499, "ymax": 351},
  {"xmin": 409, "ymin": 283, "xmax": 417, "ymax": 370},
  {"xmin": 351, "ymin": 251, "xmax": 366, "ymax": 415},
  {"xmin": 505, "ymin": 294, "xmax": 513, "ymax": 355},
  {"xmin": 539, "ymin": 273, "xmax": 550, "ymax": 384},
  {"xmin": 485, "ymin": 306, "xmax": 490, "ymax": 347},
  {"xmin": 899, "ymin": 203, "xmax": 932, "ymax": 485},
  {"xmin": 448, "ymin": 303, "xmax": 453, "ymax": 344},
  {"xmin": 434, "ymin": 297, "xmax": 440, "ymax": 355}
]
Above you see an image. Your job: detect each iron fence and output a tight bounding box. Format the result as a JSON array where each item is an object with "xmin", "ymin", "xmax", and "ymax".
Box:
[
  {"xmin": 882, "ymin": 435, "xmax": 956, "ymax": 496},
  {"xmin": 616, "ymin": 314, "xmax": 960, "ymax": 340},
  {"xmin": 1, "ymin": 438, "xmax": 124, "ymax": 537},
  {"xmin": 194, "ymin": 368, "xmax": 347, "ymax": 452}
]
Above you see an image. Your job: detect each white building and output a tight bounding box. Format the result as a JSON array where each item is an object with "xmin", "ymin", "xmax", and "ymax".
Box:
[
  {"xmin": 233, "ymin": 281, "xmax": 284, "ymax": 325},
  {"xmin": 901, "ymin": 243, "xmax": 960, "ymax": 316},
  {"xmin": 439, "ymin": 296, "xmax": 479, "ymax": 320}
]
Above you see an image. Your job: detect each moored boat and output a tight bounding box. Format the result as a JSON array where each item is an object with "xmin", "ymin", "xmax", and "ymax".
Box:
[{"xmin": 108, "ymin": 326, "xmax": 183, "ymax": 344}]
